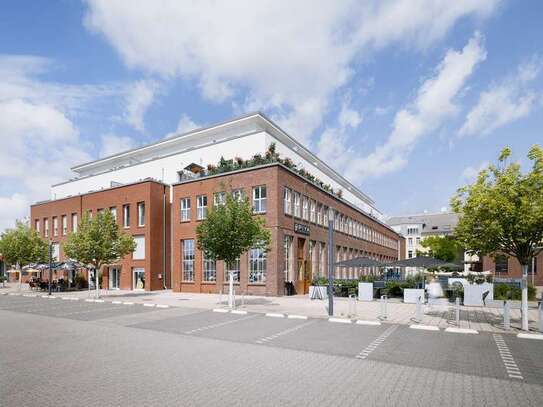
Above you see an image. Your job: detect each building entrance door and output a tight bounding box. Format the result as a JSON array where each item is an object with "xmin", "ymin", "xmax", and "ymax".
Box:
[
  {"xmin": 109, "ymin": 267, "xmax": 120, "ymax": 289},
  {"xmin": 295, "ymin": 238, "xmax": 309, "ymax": 294},
  {"xmin": 133, "ymin": 268, "xmax": 145, "ymax": 290}
]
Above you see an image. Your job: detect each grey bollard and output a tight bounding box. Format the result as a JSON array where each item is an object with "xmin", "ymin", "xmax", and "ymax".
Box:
[
  {"xmin": 380, "ymin": 295, "xmax": 388, "ymax": 320},
  {"xmin": 455, "ymin": 297, "xmax": 460, "ymax": 326},
  {"xmin": 503, "ymin": 300, "xmax": 510, "ymax": 330},
  {"xmin": 348, "ymin": 294, "xmax": 357, "ymax": 317},
  {"xmin": 415, "ymin": 295, "xmax": 423, "ymax": 323},
  {"xmin": 232, "ymin": 288, "xmax": 236, "ymax": 309}
]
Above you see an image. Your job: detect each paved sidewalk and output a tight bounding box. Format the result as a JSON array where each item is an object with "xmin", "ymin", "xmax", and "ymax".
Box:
[{"xmin": 3, "ymin": 283, "xmax": 540, "ymax": 334}]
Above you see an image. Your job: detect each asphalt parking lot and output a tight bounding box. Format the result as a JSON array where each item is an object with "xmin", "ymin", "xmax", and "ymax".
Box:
[{"xmin": 1, "ymin": 293, "xmax": 542, "ymax": 406}]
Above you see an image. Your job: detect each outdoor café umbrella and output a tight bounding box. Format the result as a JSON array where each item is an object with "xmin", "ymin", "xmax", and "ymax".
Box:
[
  {"xmin": 335, "ymin": 257, "xmax": 386, "ymax": 268},
  {"xmin": 384, "ymin": 256, "xmax": 462, "ymax": 269}
]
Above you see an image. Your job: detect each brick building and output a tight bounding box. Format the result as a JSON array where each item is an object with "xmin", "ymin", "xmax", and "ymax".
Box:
[
  {"xmin": 172, "ymin": 163, "xmax": 402, "ymax": 296},
  {"xmin": 26, "ymin": 113, "xmax": 404, "ymax": 294},
  {"xmin": 30, "ymin": 179, "xmax": 170, "ymax": 291},
  {"xmin": 483, "ymin": 254, "xmax": 541, "ymax": 286}
]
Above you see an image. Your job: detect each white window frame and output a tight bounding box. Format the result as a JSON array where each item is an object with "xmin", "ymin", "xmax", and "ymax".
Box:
[
  {"xmin": 110, "ymin": 207, "xmax": 117, "ymax": 223},
  {"xmin": 214, "ymin": 191, "xmax": 226, "ymax": 207},
  {"xmin": 225, "ymin": 258, "xmax": 240, "ymax": 282},
  {"xmin": 310, "ymin": 199, "xmax": 316, "ymax": 223},
  {"xmin": 180, "ymin": 197, "xmax": 191, "ymax": 221},
  {"xmin": 72, "ymin": 213, "xmax": 78, "ymax": 233},
  {"xmin": 123, "ymin": 205, "xmax": 130, "ymax": 228},
  {"xmin": 182, "ymin": 239, "xmax": 195, "ymax": 282},
  {"xmin": 35, "ymin": 219, "xmax": 40, "ymax": 233},
  {"xmin": 249, "ymin": 246, "xmax": 267, "ymax": 284},
  {"xmin": 137, "ymin": 202, "xmax": 145, "ymax": 227},
  {"xmin": 44, "ymin": 218, "xmax": 49, "ymax": 237},
  {"xmin": 197, "ymin": 195, "xmax": 208, "ymax": 220},
  {"xmin": 294, "ymin": 192, "xmax": 301, "ymax": 218},
  {"xmin": 252, "ymin": 185, "xmax": 267, "ymax": 214},
  {"xmin": 232, "ymin": 189, "xmax": 245, "ymax": 202},
  {"xmin": 133, "ymin": 235, "xmax": 145, "ymax": 260},
  {"xmin": 302, "ymin": 196, "xmax": 309, "ymax": 220},
  {"xmin": 283, "ymin": 187, "xmax": 292, "ymax": 215},
  {"xmin": 203, "ymin": 256, "xmax": 217, "ymax": 282},
  {"xmin": 62, "ymin": 215, "xmax": 67, "ymax": 236},
  {"xmin": 53, "ymin": 217, "xmax": 58, "ymax": 237}
]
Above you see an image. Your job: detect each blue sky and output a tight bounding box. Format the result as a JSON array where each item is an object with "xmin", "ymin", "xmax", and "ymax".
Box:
[{"xmin": 1, "ymin": 1, "xmax": 542, "ymax": 230}]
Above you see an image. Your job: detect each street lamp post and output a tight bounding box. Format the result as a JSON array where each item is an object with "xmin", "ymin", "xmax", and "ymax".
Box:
[
  {"xmin": 48, "ymin": 240, "xmax": 52, "ymax": 296},
  {"xmin": 327, "ymin": 209, "xmax": 334, "ymax": 316}
]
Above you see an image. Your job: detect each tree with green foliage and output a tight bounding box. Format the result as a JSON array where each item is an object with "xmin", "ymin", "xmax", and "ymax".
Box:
[
  {"xmin": 0, "ymin": 221, "xmax": 48, "ymax": 288},
  {"xmin": 196, "ymin": 192, "xmax": 270, "ymax": 307},
  {"xmin": 419, "ymin": 235, "xmax": 462, "ymax": 262},
  {"xmin": 451, "ymin": 145, "xmax": 543, "ymax": 330},
  {"xmin": 63, "ymin": 210, "xmax": 136, "ymax": 297}
]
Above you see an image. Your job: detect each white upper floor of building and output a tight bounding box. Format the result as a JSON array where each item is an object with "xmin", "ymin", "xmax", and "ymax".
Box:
[{"xmin": 51, "ymin": 113, "xmax": 382, "ymax": 217}]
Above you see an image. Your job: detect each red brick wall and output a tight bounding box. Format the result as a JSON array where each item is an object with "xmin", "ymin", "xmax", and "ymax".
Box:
[
  {"xmin": 483, "ymin": 254, "xmax": 543, "ymax": 286},
  {"xmin": 30, "ymin": 180, "xmax": 170, "ymax": 291}
]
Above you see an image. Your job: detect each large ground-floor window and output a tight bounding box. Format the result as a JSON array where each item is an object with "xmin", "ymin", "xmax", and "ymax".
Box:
[
  {"xmin": 225, "ymin": 258, "xmax": 240, "ymax": 282},
  {"xmin": 182, "ymin": 239, "xmax": 195, "ymax": 282},
  {"xmin": 203, "ymin": 256, "xmax": 216, "ymax": 282},
  {"xmin": 249, "ymin": 247, "xmax": 267, "ymax": 283}
]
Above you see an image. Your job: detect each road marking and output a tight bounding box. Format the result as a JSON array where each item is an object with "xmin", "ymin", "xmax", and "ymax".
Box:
[
  {"xmin": 213, "ymin": 308, "xmax": 229, "ymax": 313},
  {"xmin": 112, "ymin": 301, "xmax": 123, "ymax": 304},
  {"xmin": 356, "ymin": 320, "xmax": 381, "ymax": 326},
  {"xmin": 57, "ymin": 305, "xmax": 126, "ymax": 317},
  {"xmin": 256, "ymin": 320, "xmax": 317, "ymax": 344},
  {"xmin": 123, "ymin": 302, "xmax": 134, "ymax": 305},
  {"xmin": 185, "ymin": 314, "xmax": 257, "ymax": 335},
  {"xmin": 445, "ymin": 327, "xmax": 478, "ymax": 334},
  {"xmin": 517, "ymin": 333, "xmax": 543, "ymax": 340},
  {"xmin": 143, "ymin": 303, "xmax": 156, "ymax": 307},
  {"xmin": 356, "ymin": 325, "xmax": 398, "ymax": 359},
  {"xmin": 266, "ymin": 313, "xmax": 285, "ymax": 318},
  {"xmin": 156, "ymin": 304, "xmax": 169, "ymax": 308},
  {"xmin": 94, "ymin": 299, "xmax": 105, "ymax": 303},
  {"xmin": 493, "ymin": 334, "xmax": 523, "ymax": 380},
  {"xmin": 409, "ymin": 324, "xmax": 439, "ymax": 331},
  {"xmin": 85, "ymin": 299, "xmax": 95, "ymax": 302},
  {"xmin": 287, "ymin": 314, "xmax": 308, "ymax": 320},
  {"xmin": 231, "ymin": 310, "xmax": 247, "ymax": 315},
  {"xmin": 329, "ymin": 317, "xmax": 352, "ymax": 324}
]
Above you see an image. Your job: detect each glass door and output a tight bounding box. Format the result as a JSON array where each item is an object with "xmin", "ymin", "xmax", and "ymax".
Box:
[
  {"xmin": 133, "ymin": 268, "xmax": 145, "ymax": 290},
  {"xmin": 109, "ymin": 267, "xmax": 120, "ymax": 289}
]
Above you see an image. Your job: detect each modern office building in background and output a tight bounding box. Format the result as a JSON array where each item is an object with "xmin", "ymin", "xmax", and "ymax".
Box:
[{"xmin": 30, "ymin": 113, "xmax": 403, "ymax": 295}]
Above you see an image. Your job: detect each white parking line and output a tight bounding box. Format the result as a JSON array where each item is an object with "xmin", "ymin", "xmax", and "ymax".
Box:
[
  {"xmin": 213, "ymin": 308, "xmax": 229, "ymax": 313},
  {"xmin": 143, "ymin": 303, "xmax": 156, "ymax": 307},
  {"xmin": 287, "ymin": 315, "xmax": 308, "ymax": 320},
  {"xmin": 329, "ymin": 317, "xmax": 352, "ymax": 324},
  {"xmin": 517, "ymin": 333, "xmax": 543, "ymax": 340},
  {"xmin": 156, "ymin": 304, "xmax": 169, "ymax": 308},
  {"xmin": 493, "ymin": 334, "xmax": 524, "ymax": 380},
  {"xmin": 356, "ymin": 320, "xmax": 381, "ymax": 326},
  {"xmin": 445, "ymin": 327, "xmax": 478, "ymax": 334},
  {"xmin": 123, "ymin": 302, "xmax": 134, "ymax": 305},
  {"xmin": 112, "ymin": 301, "xmax": 123, "ymax": 304},
  {"xmin": 256, "ymin": 320, "xmax": 317, "ymax": 344},
  {"xmin": 231, "ymin": 310, "xmax": 247, "ymax": 315},
  {"xmin": 185, "ymin": 314, "xmax": 257, "ymax": 335},
  {"xmin": 356, "ymin": 325, "xmax": 398, "ymax": 359},
  {"xmin": 409, "ymin": 324, "xmax": 439, "ymax": 331},
  {"xmin": 265, "ymin": 313, "xmax": 285, "ymax": 318}
]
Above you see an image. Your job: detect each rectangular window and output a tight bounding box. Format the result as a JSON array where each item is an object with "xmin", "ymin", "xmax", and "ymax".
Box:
[
  {"xmin": 62, "ymin": 215, "xmax": 67, "ymax": 236},
  {"xmin": 72, "ymin": 213, "xmax": 78, "ymax": 233},
  {"xmin": 294, "ymin": 192, "xmax": 301, "ymax": 218},
  {"xmin": 252, "ymin": 185, "xmax": 267, "ymax": 213},
  {"xmin": 180, "ymin": 198, "xmax": 191, "ymax": 221},
  {"xmin": 214, "ymin": 191, "xmax": 226, "ymax": 207},
  {"xmin": 232, "ymin": 189, "xmax": 245, "ymax": 202},
  {"xmin": 133, "ymin": 235, "xmax": 145, "ymax": 260},
  {"xmin": 323, "ymin": 207, "xmax": 329, "ymax": 225},
  {"xmin": 203, "ymin": 256, "xmax": 217, "ymax": 282},
  {"xmin": 182, "ymin": 239, "xmax": 195, "ymax": 282},
  {"xmin": 137, "ymin": 202, "xmax": 145, "ymax": 226},
  {"xmin": 310, "ymin": 199, "xmax": 316, "ymax": 223},
  {"xmin": 284, "ymin": 235, "xmax": 293, "ymax": 282},
  {"xmin": 408, "ymin": 238, "xmax": 413, "ymax": 246},
  {"xmin": 197, "ymin": 195, "xmax": 208, "ymax": 220},
  {"xmin": 123, "ymin": 205, "xmax": 130, "ymax": 228},
  {"xmin": 316, "ymin": 203, "xmax": 322, "ymax": 225},
  {"xmin": 88, "ymin": 210, "xmax": 93, "ymax": 219},
  {"xmin": 302, "ymin": 196, "xmax": 309, "ymax": 220},
  {"xmin": 249, "ymin": 246, "xmax": 267, "ymax": 283},
  {"xmin": 495, "ymin": 255, "xmax": 508, "ymax": 273},
  {"xmin": 225, "ymin": 258, "xmax": 240, "ymax": 282},
  {"xmin": 110, "ymin": 207, "xmax": 117, "ymax": 223},
  {"xmin": 35, "ymin": 219, "xmax": 40, "ymax": 233},
  {"xmin": 53, "ymin": 217, "xmax": 58, "ymax": 236},
  {"xmin": 44, "ymin": 218, "xmax": 49, "ymax": 237},
  {"xmin": 283, "ymin": 187, "xmax": 292, "ymax": 215},
  {"xmin": 408, "ymin": 250, "xmax": 413, "ymax": 259},
  {"xmin": 51, "ymin": 243, "xmax": 59, "ymax": 261}
]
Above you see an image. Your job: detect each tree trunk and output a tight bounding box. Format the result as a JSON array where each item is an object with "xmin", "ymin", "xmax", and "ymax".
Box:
[{"xmin": 521, "ymin": 263, "xmax": 529, "ymax": 331}]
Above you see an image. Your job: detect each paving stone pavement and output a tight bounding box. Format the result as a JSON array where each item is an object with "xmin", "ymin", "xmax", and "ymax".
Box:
[{"xmin": 1, "ymin": 294, "xmax": 542, "ymax": 406}]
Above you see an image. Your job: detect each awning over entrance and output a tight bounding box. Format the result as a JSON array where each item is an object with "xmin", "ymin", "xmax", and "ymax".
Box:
[
  {"xmin": 385, "ymin": 256, "xmax": 462, "ymax": 269},
  {"xmin": 335, "ymin": 257, "xmax": 386, "ymax": 268}
]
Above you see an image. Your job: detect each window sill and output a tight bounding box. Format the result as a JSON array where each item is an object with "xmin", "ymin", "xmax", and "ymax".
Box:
[
  {"xmin": 247, "ymin": 283, "xmax": 266, "ymax": 286},
  {"xmin": 180, "ymin": 220, "xmax": 191, "ymax": 223},
  {"xmin": 202, "ymin": 281, "xmax": 217, "ymax": 284}
]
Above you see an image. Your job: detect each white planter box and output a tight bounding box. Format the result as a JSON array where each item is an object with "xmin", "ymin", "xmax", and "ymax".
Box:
[
  {"xmin": 404, "ymin": 288, "xmax": 425, "ymax": 304},
  {"xmin": 464, "ymin": 282, "xmax": 493, "ymax": 306},
  {"xmin": 309, "ymin": 285, "xmax": 328, "ymax": 300},
  {"xmin": 358, "ymin": 282, "xmax": 374, "ymax": 301}
]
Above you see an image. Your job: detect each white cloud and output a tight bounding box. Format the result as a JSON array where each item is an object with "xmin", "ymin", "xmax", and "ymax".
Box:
[
  {"xmin": 124, "ymin": 79, "xmax": 159, "ymax": 132},
  {"xmin": 317, "ymin": 33, "xmax": 486, "ymax": 180},
  {"xmin": 461, "ymin": 161, "xmax": 489, "ymax": 182},
  {"xmin": 459, "ymin": 58, "xmax": 542, "ymax": 137},
  {"xmin": 99, "ymin": 134, "xmax": 137, "ymax": 157},
  {"xmin": 84, "ymin": 0, "xmax": 499, "ymax": 143},
  {"xmin": 175, "ymin": 114, "xmax": 200, "ymax": 134}
]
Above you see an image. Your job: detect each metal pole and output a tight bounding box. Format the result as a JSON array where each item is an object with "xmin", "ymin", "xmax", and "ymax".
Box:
[
  {"xmin": 521, "ymin": 264, "xmax": 529, "ymax": 331},
  {"xmin": 455, "ymin": 296, "xmax": 460, "ymax": 326},
  {"xmin": 503, "ymin": 300, "xmax": 510, "ymax": 330},
  {"xmin": 327, "ymin": 214, "xmax": 334, "ymax": 317},
  {"xmin": 416, "ymin": 295, "xmax": 422, "ymax": 322},
  {"xmin": 380, "ymin": 295, "xmax": 388, "ymax": 320},
  {"xmin": 48, "ymin": 242, "xmax": 52, "ymax": 295}
]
